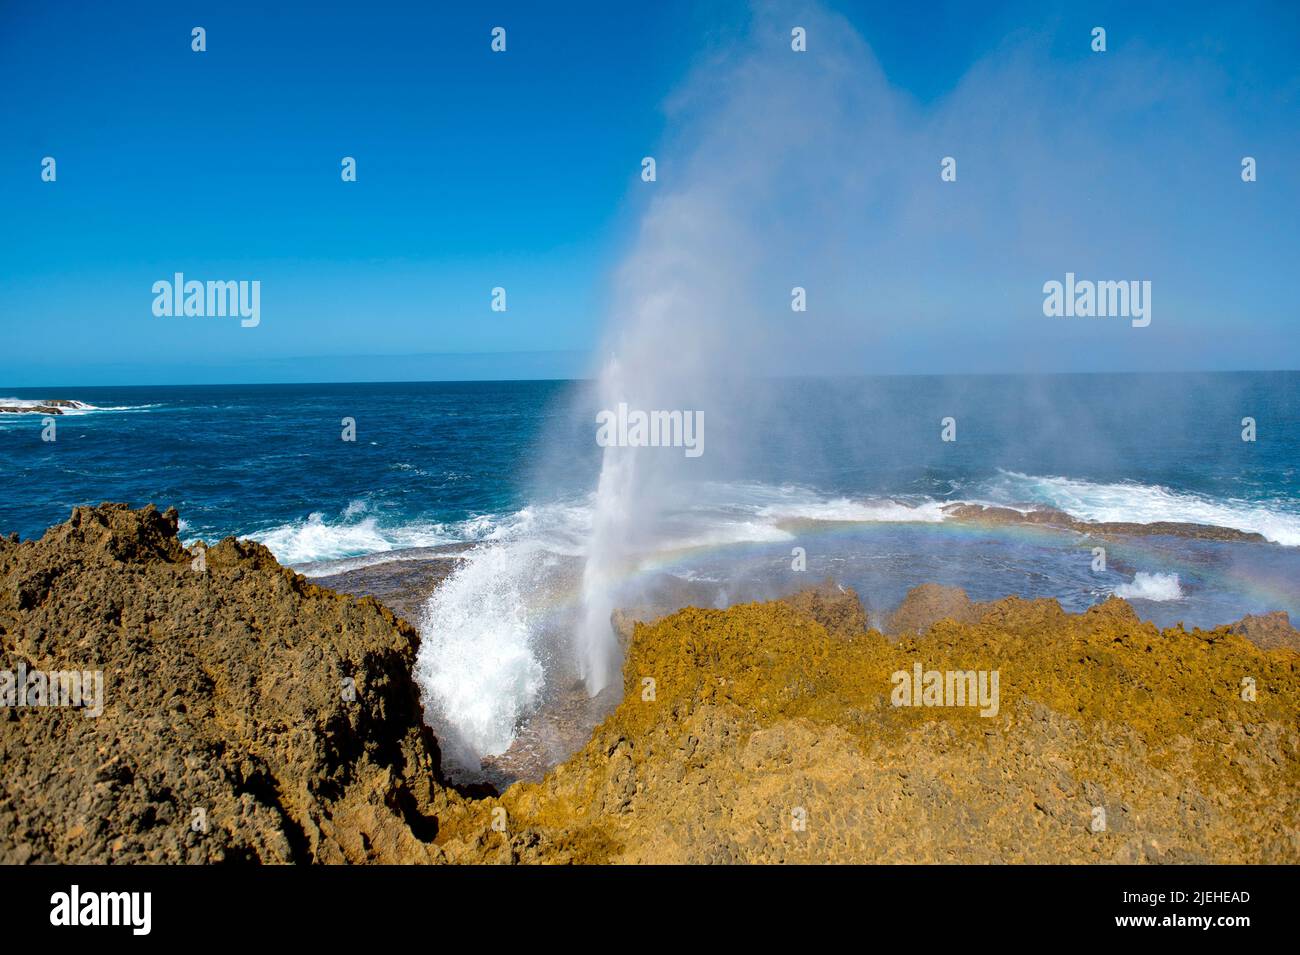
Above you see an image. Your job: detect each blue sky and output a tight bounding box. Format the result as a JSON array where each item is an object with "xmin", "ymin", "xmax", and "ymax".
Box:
[{"xmin": 1, "ymin": 0, "xmax": 1297, "ymax": 386}]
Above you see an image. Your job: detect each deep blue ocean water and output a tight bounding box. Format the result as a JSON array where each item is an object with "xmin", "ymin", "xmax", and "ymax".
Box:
[
  {"xmin": 3, "ymin": 373, "xmax": 1297, "ymax": 561},
  {"xmin": 3, "ymin": 373, "xmax": 1298, "ymax": 579},
  {"xmin": 0, "ymin": 380, "xmax": 567, "ymax": 549},
  {"xmin": 5, "ymin": 372, "xmax": 1297, "ymax": 770},
  {"xmin": 4, "ymin": 373, "xmax": 1297, "ymax": 613},
  {"xmin": 5, "ymin": 374, "xmax": 1294, "ymax": 545}
]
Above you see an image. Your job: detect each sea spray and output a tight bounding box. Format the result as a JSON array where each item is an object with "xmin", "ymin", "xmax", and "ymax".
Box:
[
  {"xmin": 578, "ymin": 381, "xmax": 639, "ymax": 691},
  {"xmin": 1114, "ymin": 572, "xmax": 1184, "ymax": 602},
  {"xmin": 406, "ymin": 4, "xmax": 1300, "ymax": 759},
  {"xmin": 569, "ymin": 6, "xmax": 899, "ymax": 692},
  {"xmin": 414, "ymin": 541, "xmax": 550, "ymax": 771},
  {"xmin": 414, "ymin": 2, "xmax": 926, "ymax": 725},
  {"xmin": 407, "ymin": 497, "xmax": 596, "ymax": 773},
  {"xmin": 575, "ymin": 455, "xmax": 632, "ymax": 692}
]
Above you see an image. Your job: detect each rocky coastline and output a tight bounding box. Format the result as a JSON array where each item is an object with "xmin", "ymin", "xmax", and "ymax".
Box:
[
  {"xmin": 1, "ymin": 504, "xmax": 1296, "ymax": 863},
  {"xmin": 939, "ymin": 502, "xmax": 1270, "ymax": 543},
  {"xmin": 0, "ymin": 399, "xmax": 89, "ymax": 416}
]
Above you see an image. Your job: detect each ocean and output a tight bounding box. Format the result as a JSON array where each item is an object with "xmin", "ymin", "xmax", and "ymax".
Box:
[{"xmin": 4, "ymin": 372, "xmax": 1298, "ymax": 774}]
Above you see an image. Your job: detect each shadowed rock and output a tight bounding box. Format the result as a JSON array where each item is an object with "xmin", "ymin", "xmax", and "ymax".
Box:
[
  {"xmin": 885, "ymin": 582, "xmax": 983, "ymax": 637},
  {"xmin": 0, "ymin": 504, "xmax": 456, "ymax": 863},
  {"xmin": 1228, "ymin": 611, "xmax": 1300, "ymax": 653}
]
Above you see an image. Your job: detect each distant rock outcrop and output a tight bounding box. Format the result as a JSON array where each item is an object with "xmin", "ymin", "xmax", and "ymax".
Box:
[
  {"xmin": 942, "ymin": 502, "xmax": 1268, "ymax": 543},
  {"xmin": 0, "ymin": 399, "xmax": 86, "ymax": 415}
]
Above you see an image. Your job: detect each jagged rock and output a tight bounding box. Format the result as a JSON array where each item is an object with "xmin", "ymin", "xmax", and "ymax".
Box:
[
  {"xmin": 781, "ymin": 579, "xmax": 870, "ymax": 638},
  {"xmin": 0, "ymin": 503, "xmax": 455, "ymax": 863},
  {"xmin": 1228, "ymin": 611, "xmax": 1300, "ymax": 653},
  {"xmin": 2, "ymin": 507, "xmax": 1296, "ymax": 864},
  {"xmin": 884, "ymin": 582, "xmax": 982, "ymax": 636},
  {"xmin": 442, "ymin": 587, "xmax": 1300, "ymax": 863},
  {"xmin": 0, "ymin": 404, "xmax": 61, "ymax": 415}
]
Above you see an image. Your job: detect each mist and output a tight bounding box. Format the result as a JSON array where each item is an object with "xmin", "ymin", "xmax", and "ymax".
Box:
[
  {"xmin": 413, "ymin": 1, "xmax": 1300, "ymax": 772},
  {"xmin": 569, "ymin": 0, "xmax": 1298, "ymax": 689}
]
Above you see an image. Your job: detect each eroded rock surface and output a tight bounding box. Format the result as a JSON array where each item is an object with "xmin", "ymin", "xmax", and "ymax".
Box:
[
  {"xmin": 884, "ymin": 582, "xmax": 982, "ymax": 637},
  {"xmin": 441, "ymin": 589, "xmax": 1300, "ymax": 863},
  {"xmin": 1228, "ymin": 611, "xmax": 1300, "ymax": 653},
  {"xmin": 2, "ymin": 505, "xmax": 1296, "ymax": 864},
  {"xmin": 0, "ymin": 504, "xmax": 456, "ymax": 863}
]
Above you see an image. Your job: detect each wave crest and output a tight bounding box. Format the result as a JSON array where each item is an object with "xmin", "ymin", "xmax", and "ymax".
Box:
[{"xmin": 988, "ymin": 471, "xmax": 1300, "ymax": 546}]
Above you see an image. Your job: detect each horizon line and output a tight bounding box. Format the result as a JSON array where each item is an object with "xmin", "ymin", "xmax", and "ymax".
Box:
[{"xmin": 4, "ymin": 367, "xmax": 1299, "ymax": 393}]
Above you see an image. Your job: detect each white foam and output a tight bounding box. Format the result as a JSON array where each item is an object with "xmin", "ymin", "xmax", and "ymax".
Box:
[
  {"xmin": 0, "ymin": 398, "xmax": 159, "ymax": 416},
  {"xmin": 1114, "ymin": 572, "xmax": 1184, "ymax": 602},
  {"xmin": 294, "ymin": 548, "xmax": 464, "ymax": 578},
  {"xmin": 254, "ymin": 483, "xmax": 961, "ymax": 573},
  {"xmin": 241, "ymin": 495, "xmax": 598, "ymax": 569},
  {"xmin": 246, "ymin": 508, "xmax": 455, "ymax": 565},
  {"xmin": 655, "ymin": 480, "xmax": 951, "ymax": 531},
  {"xmin": 668, "ymin": 519, "xmax": 796, "ymax": 549},
  {"xmin": 340, "ymin": 498, "xmax": 369, "ymax": 520},
  {"xmin": 753, "ymin": 492, "xmax": 948, "ymax": 525},
  {"xmin": 414, "ymin": 540, "xmax": 551, "ymax": 768},
  {"xmin": 990, "ymin": 471, "xmax": 1300, "ymax": 546}
]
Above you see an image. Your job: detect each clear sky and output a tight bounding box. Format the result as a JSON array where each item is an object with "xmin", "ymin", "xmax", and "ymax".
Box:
[{"xmin": 2, "ymin": 0, "xmax": 1297, "ymax": 386}]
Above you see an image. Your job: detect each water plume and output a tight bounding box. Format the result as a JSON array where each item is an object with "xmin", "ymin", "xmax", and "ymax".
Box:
[
  {"xmin": 574, "ymin": 3, "xmax": 899, "ymax": 690},
  {"xmin": 416, "ymin": 1, "xmax": 1296, "ymax": 768}
]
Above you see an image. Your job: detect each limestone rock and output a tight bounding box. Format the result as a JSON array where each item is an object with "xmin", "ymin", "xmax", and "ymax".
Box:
[{"xmin": 0, "ymin": 503, "xmax": 452, "ymax": 863}]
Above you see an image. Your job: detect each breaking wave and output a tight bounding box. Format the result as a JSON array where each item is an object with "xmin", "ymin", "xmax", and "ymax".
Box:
[
  {"xmin": 1113, "ymin": 572, "xmax": 1184, "ymax": 602},
  {"xmin": 984, "ymin": 471, "xmax": 1300, "ymax": 546}
]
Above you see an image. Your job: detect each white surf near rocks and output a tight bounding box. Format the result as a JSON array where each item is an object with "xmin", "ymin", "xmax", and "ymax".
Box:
[{"xmin": 1114, "ymin": 572, "xmax": 1184, "ymax": 602}]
